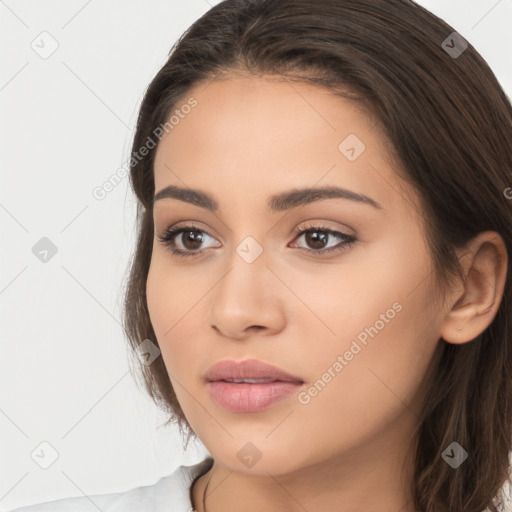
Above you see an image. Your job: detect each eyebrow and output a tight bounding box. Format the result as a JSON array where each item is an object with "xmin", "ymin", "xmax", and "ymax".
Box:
[{"xmin": 153, "ymin": 184, "xmax": 382, "ymax": 212}]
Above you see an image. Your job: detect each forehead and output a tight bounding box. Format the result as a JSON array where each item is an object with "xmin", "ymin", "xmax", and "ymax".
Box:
[{"xmin": 153, "ymin": 75, "xmax": 417, "ymax": 215}]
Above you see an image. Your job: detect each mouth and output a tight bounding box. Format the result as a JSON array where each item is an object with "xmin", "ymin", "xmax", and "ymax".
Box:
[
  {"xmin": 204, "ymin": 359, "xmax": 304, "ymax": 413},
  {"xmin": 219, "ymin": 378, "xmax": 283, "ymax": 383}
]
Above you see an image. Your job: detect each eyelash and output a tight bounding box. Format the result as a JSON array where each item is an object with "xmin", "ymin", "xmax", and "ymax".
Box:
[{"xmin": 156, "ymin": 222, "xmax": 356, "ymax": 259}]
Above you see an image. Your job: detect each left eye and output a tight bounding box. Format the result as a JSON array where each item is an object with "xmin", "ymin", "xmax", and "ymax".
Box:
[
  {"xmin": 290, "ymin": 226, "xmax": 356, "ymax": 255},
  {"xmin": 157, "ymin": 224, "xmax": 356, "ymax": 258}
]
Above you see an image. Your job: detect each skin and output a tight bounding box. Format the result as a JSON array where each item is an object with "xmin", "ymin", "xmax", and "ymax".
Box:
[{"xmin": 146, "ymin": 74, "xmax": 508, "ymax": 512}]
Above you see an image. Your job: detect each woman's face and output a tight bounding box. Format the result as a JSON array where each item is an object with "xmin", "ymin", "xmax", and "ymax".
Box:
[{"xmin": 147, "ymin": 75, "xmax": 445, "ymax": 475}]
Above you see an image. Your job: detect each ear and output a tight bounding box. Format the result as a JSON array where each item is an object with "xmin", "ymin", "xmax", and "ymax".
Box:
[{"xmin": 440, "ymin": 231, "xmax": 508, "ymax": 345}]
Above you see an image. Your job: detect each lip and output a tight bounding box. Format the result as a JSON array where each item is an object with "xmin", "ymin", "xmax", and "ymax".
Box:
[
  {"xmin": 205, "ymin": 359, "xmax": 304, "ymax": 413},
  {"xmin": 207, "ymin": 381, "xmax": 303, "ymax": 412},
  {"xmin": 204, "ymin": 358, "xmax": 303, "ymax": 383}
]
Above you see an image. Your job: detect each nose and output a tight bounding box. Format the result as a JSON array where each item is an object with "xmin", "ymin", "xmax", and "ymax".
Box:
[{"xmin": 206, "ymin": 249, "xmax": 286, "ymax": 341}]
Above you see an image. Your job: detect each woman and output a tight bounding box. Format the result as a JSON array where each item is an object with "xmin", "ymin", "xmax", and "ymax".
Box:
[{"xmin": 11, "ymin": 0, "xmax": 512, "ymax": 510}]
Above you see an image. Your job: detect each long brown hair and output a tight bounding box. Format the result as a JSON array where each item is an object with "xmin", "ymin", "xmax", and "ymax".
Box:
[{"xmin": 121, "ymin": 1, "xmax": 512, "ymax": 510}]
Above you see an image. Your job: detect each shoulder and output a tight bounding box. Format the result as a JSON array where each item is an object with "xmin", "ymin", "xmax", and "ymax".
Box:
[
  {"xmin": 7, "ymin": 457, "xmax": 214, "ymax": 512},
  {"xmin": 496, "ymin": 476, "xmax": 512, "ymax": 512}
]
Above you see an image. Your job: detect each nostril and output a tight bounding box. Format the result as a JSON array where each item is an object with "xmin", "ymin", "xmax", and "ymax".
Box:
[{"xmin": 249, "ymin": 325, "xmax": 265, "ymax": 332}]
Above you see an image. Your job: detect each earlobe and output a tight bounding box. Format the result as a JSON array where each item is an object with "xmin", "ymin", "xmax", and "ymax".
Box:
[{"xmin": 440, "ymin": 231, "xmax": 508, "ymax": 345}]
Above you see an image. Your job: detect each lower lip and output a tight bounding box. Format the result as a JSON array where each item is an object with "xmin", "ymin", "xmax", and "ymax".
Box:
[{"xmin": 207, "ymin": 380, "xmax": 302, "ymax": 412}]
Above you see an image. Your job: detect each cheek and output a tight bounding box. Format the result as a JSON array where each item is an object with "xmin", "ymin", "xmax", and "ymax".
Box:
[
  {"xmin": 289, "ymin": 227, "xmax": 439, "ymax": 405},
  {"xmin": 146, "ymin": 255, "xmax": 209, "ymax": 378},
  {"xmin": 277, "ymin": 228, "xmax": 433, "ymax": 351},
  {"xmin": 285, "ymin": 284, "xmax": 440, "ymax": 469},
  {"xmin": 146, "ymin": 257, "xmax": 174, "ymax": 338},
  {"xmin": 146, "ymin": 250, "xmax": 199, "ymax": 330}
]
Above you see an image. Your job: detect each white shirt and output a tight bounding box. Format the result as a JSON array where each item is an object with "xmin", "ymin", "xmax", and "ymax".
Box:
[{"xmin": 7, "ymin": 457, "xmax": 214, "ymax": 512}]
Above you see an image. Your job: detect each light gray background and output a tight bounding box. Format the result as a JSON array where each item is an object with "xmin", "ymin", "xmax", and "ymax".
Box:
[{"xmin": 1, "ymin": 0, "xmax": 511, "ymax": 509}]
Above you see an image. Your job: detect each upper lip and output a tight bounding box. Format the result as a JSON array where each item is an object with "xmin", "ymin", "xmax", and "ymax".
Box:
[{"xmin": 205, "ymin": 359, "xmax": 304, "ymax": 383}]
